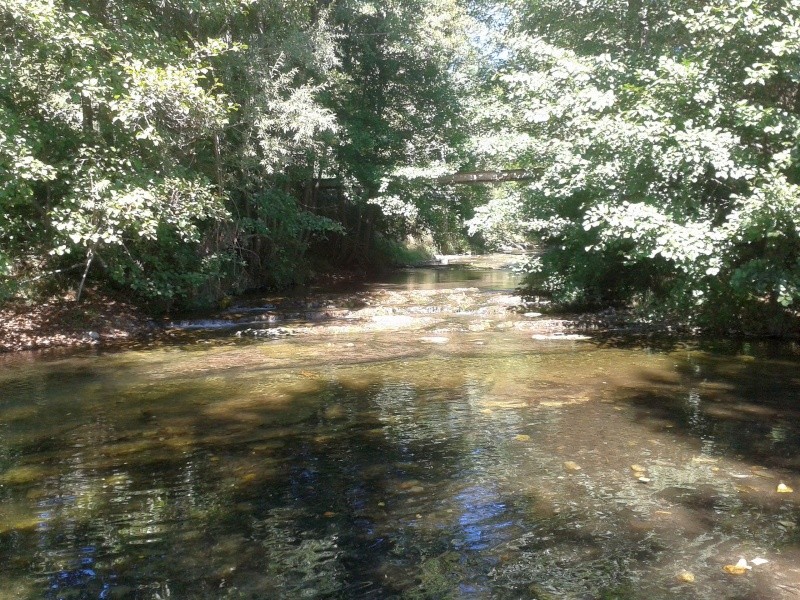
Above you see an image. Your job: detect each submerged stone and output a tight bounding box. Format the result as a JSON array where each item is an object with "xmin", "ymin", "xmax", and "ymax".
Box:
[
  {"xmin": 420, "ymin": 336, "xmax": 449, "ymax": 344},
  {"xmin": 0, "ymin": 465, "xmax": 47, "ymax": 486}
]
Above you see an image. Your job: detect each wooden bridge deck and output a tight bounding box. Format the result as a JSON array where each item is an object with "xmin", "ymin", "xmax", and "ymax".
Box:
[
  {"xmin": 313, "ymin": 169, "xmax": 531, "ymax": 189},
  {"xmin": 434, "ymin": 169, "xmax": 532, "ymax": 185}
]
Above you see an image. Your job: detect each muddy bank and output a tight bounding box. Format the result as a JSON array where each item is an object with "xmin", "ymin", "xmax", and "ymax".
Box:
[{"xmin": 0, "ymin": 291, "xmax": 154, "ymax": 353}]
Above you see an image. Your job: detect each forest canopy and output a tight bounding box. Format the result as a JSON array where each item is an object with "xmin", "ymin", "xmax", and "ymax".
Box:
[
  {"xmin": 0, "ymin": 0, "xmax": 478, "ymax": 309},
  {"xmin": 1, "ymin": 0, "xmax": 799, "ymax": 334},
  {"xmin": 467, "ymin": 0, "xmax": 800, "ymax": 335}
]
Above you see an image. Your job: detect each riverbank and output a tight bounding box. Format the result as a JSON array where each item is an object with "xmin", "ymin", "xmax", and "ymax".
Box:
[
  {"xmin": 0, "ymin": 290, "xmax": 154, "ymax": 353},
  {"xmin": 0, "ymin": 287, "xmax": 668, "ymax": 354}
]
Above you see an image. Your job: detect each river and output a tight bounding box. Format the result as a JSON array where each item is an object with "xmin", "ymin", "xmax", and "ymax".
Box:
[{"xmin": 1, "ymin": 260, "xmax": 799, "ymax": 599}]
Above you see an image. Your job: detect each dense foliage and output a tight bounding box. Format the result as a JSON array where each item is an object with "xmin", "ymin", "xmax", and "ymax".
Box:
[
  {"xmin": 467, "ymin": 0, "xmax": 800, "ymax": 334},
  {"xmin": 0, "ymin": 0, "xmax": 477, "ymax": 310}
]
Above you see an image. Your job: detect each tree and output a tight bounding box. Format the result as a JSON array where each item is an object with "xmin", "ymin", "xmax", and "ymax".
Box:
[
  {"xmin": 468, "ymin": 0, "xmax": 800, "ymax": 334},
  {"xmin": 0, "ymin": 0, "xmax": 480, "ymax": 308},
  {"xmin": 0, "ymin": 0, "xmax": 235, "ymax": 307}
]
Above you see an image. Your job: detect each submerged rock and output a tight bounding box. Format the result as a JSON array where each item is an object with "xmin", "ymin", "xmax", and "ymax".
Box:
[
  {"xmin": 235, "ymin": 327, "xmax": 294, "ymax": 339},
  {"xmin": 419, "ymin": 336, "xmax": 449, "ymax": 344},
  {"xmin": 532, "ymin": 333, "xmax": 591, "ymax": 341}
]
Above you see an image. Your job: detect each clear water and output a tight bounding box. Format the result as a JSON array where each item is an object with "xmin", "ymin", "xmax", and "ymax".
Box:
[{"xmin": 1, "ymin": 266, "xmax": 800, "ymax": 599}]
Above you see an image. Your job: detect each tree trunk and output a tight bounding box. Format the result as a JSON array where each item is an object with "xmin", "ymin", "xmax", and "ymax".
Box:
[
  {"xmin": 627, "ymin": 0, "xmax": 643, "ymax": 48},
  {"xmin": 81, "ymin": 95, "xmax": 94, "ymax": 134},
  {"xmin": 76, "ymin": 247, "xmax": 95, "ymax": 303}
]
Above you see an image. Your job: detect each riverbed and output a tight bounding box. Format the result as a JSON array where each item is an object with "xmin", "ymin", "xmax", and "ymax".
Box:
[{"xmin": 1, "ymin": 262, "xmax": 799, "ymax": 599}]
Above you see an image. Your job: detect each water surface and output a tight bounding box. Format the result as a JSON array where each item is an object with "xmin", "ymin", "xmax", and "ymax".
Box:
[{"xmin": 1, "ymin": 266, "xmax": 800, "ymax": 599}]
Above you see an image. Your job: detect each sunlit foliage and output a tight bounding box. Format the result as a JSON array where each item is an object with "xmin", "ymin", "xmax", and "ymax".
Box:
[
  {"xmin": 0, "ymin": 0, "xmax": 477, "ymax": 308},
  {"xmin": 467, "ymin": 0, "xmax": 800, "ymax": 333}
]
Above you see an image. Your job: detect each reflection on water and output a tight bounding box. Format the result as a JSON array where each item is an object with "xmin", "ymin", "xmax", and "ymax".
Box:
[
  {"xmin": 1, "ymin": 270, "xmax": 800, "ymax": 598},
  {"xmin": 381, "ymin": 265, "xmax": 520, "ymax": 291}
]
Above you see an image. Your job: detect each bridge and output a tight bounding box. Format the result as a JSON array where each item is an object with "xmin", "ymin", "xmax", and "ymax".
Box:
[
  {"xmin": 434, "ymin": 169, "xmax": 532, "ymax": 185},
  {"xmin": 312, "ymin": 169, "xmax": 532, "ymax": 189}
]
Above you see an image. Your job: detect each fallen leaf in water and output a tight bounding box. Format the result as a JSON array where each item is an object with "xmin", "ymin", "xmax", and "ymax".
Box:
[
  {"xmin": 514, "ymin": 434, "xmax": 531, "ymax": 442},
  {"xmin": 777, "ymin": 483, "xmax": 794, "ymax": 493},
  {"xmin": 723, "ymin": 558, "xmax": 751, "ymax": 575},
  {"xmin": 723, "ymin": 565, "xmax": 748, "ymax": 575},
  {"xmin": 677, "ymin": 571, "xmax": 695, "ymax": 583},
  {"xmin": 750, "ymin": 557, "xmax": 769, "ymax": 566},
  {"xmin": 563, "ymin": 461, "xmax": 581, "ymax": 472}
]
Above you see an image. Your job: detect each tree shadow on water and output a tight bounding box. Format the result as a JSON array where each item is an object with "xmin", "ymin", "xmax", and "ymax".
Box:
[{"xmin": 621, "ymin": 351, "xmax": 800, "ymax": 474}]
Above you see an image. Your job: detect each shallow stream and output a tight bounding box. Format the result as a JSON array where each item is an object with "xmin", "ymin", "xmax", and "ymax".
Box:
[{"xmin": 1, "ymin": 263, "xmax": 800, "ymax": 599}]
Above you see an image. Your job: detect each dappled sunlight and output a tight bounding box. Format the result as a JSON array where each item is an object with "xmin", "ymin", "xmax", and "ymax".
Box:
[{"xmin": 2, "ymin": 270, "xmax": 800, "ymax": 598}]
